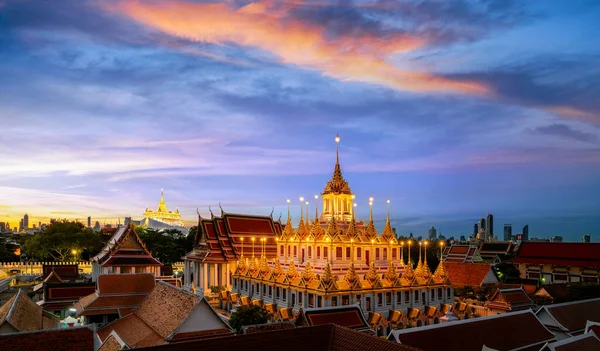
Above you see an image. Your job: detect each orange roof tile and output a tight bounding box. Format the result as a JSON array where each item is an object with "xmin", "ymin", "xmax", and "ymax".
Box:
[
  {"xmin": 97, "ymin": 314, "xmax": 165, "ymax": 349},
  {"xmin": 444, "ymin": 262, "xmax": 496, "ymax": 287},
  {"xmin": 0, "ymin": 290, "xmax": 59, "ymax": 332},
  {"xmin": 97, "ymin": 274, "xmax": 156, "ymax": 294}
]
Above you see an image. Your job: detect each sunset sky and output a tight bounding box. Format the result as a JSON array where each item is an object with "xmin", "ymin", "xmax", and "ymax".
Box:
[{"xmin": 1, "ymin": 0, "xmax": 599, "ymax": 239}]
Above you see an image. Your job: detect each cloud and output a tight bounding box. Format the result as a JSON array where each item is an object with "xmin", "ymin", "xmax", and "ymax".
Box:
[
  {"xmin": 533, "ymin": 124, "xmax": 598, "ymax": 143},
  {"xmin": 108, "ymin": 0, "xmax": 488, "ymax": 95}
]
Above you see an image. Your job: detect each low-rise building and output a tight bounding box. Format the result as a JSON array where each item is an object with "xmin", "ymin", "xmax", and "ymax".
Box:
[
  {"xmin": 511, "ymin": 242, "xmax": 600, "ymax": 284},
  {"xmin": 0, "ymin": 290, "xmax": 60, "ymax": 334},
  {"xmin": 443, "ymin": 262, "xmax": 499, "ymax": 288},
  {"xmin": 485, "ymin": 287, "xmax": 537, "ymax": 314}
]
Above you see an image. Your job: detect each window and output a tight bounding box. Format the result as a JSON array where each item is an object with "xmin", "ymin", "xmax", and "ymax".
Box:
[
  {"xmin": 332, "ymin": 296, "xmax": 338, "ymax": 306},
  {"xmin": 120, "ymin": 266, "xmax": 131, "ymax": 274},
  {"xmin": 438, "ymin": 288, "xmax": 443, "ymax": 300},
  {"xmin": 392, "ymin": 248, "xmax": 397, "ymax": 259},
  {"xmin": 386, "ymin": 292, "xmax": 392, "ymax": 305},
  {"xmin": 135, "ymin": 267, "xmax": 145, "ymax": 273},
  {"xmin": 269, "ymin": 286, "xmax": 272, "ymax": 296},
  {"xmin": 317, "ymin": 247, "xmax": 321, "ymax": 258},
  {"xmin": 357, "ymin": 248, "xmax": 362, "ymax": 258},
  {"xmin": 317, "ymin": 295, "xmax": 322, "ymax": 308},
  {"xmin": 308, "ymin": 247, "xmax": 312, "ymax": 258},
  {"xmin": 283, "ymin": 289, "xmax": 287, "ymax": 301},
  {"xmin": 342, "ymin": 295, "xmax": 350, "ymax": 306},
  {"xmin": 404, "ymin": 291, "xmax": 410, "ymax": 303},
  {"xmin": 336, "ymin": 247, "xmax": 343, "ymax": 259},
  {"xmin": 431, "ymin": 289, "xmax": 435, "ymax": 301},
  {"xmin": 414, "ymin": 291, "xmax": 419, "ymax": 303},
  {"xmin": 554, "ymin": 274, "xmax": 568, "ymax": 281},
  {"xmin": 299, "ymin": 292, "xmax": 303, "ymax": 305},
  {"xmin": 377, "ymin": 293, "xmax": 383, "ymax": 306},
  {"xmin": 376, "ymin": 248, "xmax": 380, "ymax": 259},
  {"xmin": 396, "ymin": 292, "xmax": 402, "ymax": 304},
  {"xmin": 276, "ymin": 287, "xmax": 280, "ymax": 298},
  {"xmin": 447, "ymin": 288, "xmax": 451, "ymax": 297},
  {"xmin": 233, "ymin": 279, "xmax": 237, "ymax": 289},
  {"xmin": 280, "ymin": 246, "xmax": 284, "ymax": 255},
  {"xmin": 346, "ymin": 247, "xmax": 351, "ymax": 259},
  {"xmin": 308, "ymin": 293, "xmax": 314, "ymax": 307},
  {"xmin": 383, "ymin": 248, "xmax": 387, "ymax": 260},
  {"xmin": 288, "ymin": 246, "xmax": 291, "ymax": 256},
  {"xmin": 527, "ymin": 271, "xmax": 540, "ymax": 279},
  {"xmin": 294, "ymin": 246, "xmax": 297, "ymax": 256},
  {"xmin": 583, "ymin": 275, "xmax": 599, "ymax": 283},
  {"xmin": 324, "ymin": 247, "xmax": 328, "ymax": 258}
]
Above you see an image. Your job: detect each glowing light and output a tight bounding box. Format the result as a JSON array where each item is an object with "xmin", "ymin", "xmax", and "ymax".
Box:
[
  {"xmin": 251, "ymin": 237, "xmax": 255, "ymax": 241},
  {"xmin": 287, "ymin": 199, "xmax": 290, "ymax": 203},
  {"xmin": 314, "ymin": 195, "xmax": 318, "ymax": 199},
  {"xmin": 335, "ymin": 135, "xmax": 340, "ymax": 143},
  {"xmin": 371, "ymin": 239, "xmax": 375, "ymax": 244},
  {"xmin": 386, "ymin": 199, "xmax": 390, "ymax": 204},
  {"xmin": 369, "ymin": 197, "xmax": 374, "ymax": 202},
  {"xmin": 299, "ymin": 196, "xmax": 304, "ymax": 202}
]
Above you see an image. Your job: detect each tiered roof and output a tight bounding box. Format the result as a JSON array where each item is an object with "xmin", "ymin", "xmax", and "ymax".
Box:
[
  {"xmin": 486, "ymin": 287, "xmax": 537, "ymax": 312},
  {"xmin": 97, "ymin": 281, "xmax": 232, "ymax": 349},
  {"xmin": 190, "ymin": 212, "xmax": 280, "ymax": 264},
  {"xmin": 536, "ymin": 297, "xmax": 600, "ymax": 335},
  {"xmin": 296, "ymin": 306, "xmax": 371, "ymax": 333},
  {"xmin": 92, "ymin": 224, "xmax": 162, "ymax": 268},
  {"xmin": 0, "ymin": 290, "xmax": 60, "ymax": 333},
  {"xmin": 478, "ymin": 242, "xmax": 516, "ymax": 262},
  {"xmin": 389, "ymin": 310, "xmax": 555, "ymax": 351},
  {"xmin": 512, "ymin": 242, "xmax": 600, "ymax": 268},
  {"xmin": 443, "ymin": 262, "xmax": 498, "ymax": 287},
  {"xmin": 442, "ymin": 244, "xmax": 481, "ymax": 263},
  {"xmin": 75, "ymin": 274, "xmax": 155, "ymax": 317}
]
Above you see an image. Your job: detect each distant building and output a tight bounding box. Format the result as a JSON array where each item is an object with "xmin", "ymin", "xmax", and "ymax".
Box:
[
  {"xmin": 486, "ymin": 213, "xmax": 494, "ymax": 240},
  {"xmin": 478, "ymin": 217, "xmax": 486, "ymax": 234},
  {"xmin": 511, "ymin": 242, "xmax": 600, "ymax": 284},
  {"xmin": 93, "ymin": 221, "xmax": 101, "ymax": 232},
  {"xmin": 459, "ymin": 235, "xmax": 466, "ymax": 242},
  {"xmin": 523, "ymin": 224, "xmax": 529, "ymax": 241},
  {"xmin": 583, "ymin": 234, "xmax": 591, "ymax": 243},
  {"xmin": 503, "ymin": 224, "xmax": 512, "ymax": 241},
  {"xmin": 23, "ymin": 213, "xmax": 29, "ymax": 230},
  {"xmin": 19, "ymin": 219, "xmax": 23, "ymax": 232},
  {"xmin": 473, "ymin": 223, "xmax": 478, "ymax": 237},
  {"xmin": 0, "ymin": 222, "xmax": 5, "ymax": 233},
  {"xmin": 551, "ymin": 236, "xmax": 563, "ymax": 243},
  {"xmin": 87, "ymin": 216, "xmax": 91, "ymax": 228},
  {"xmin": 428, "ymin": 226, "xmax": 437, "ymax": 240}
]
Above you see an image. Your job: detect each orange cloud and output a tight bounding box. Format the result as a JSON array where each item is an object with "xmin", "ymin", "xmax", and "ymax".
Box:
[
  {"xmin": 546, "ymin": 106, "xmax": 599, "ymax": 125},
  {"xmin": 110, "ymin": 0, "xmax": 488, "ymax": 95}
]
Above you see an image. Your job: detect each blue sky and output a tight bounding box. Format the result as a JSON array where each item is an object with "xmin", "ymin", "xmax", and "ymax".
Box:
[{"xmin": 0, "ymin": 0, "xmax": 599, "ymax": 240}]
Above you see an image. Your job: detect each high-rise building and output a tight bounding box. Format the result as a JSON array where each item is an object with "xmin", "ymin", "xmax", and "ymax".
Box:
[
  {"xmin": 478, "ymin": 218, "xmax": 486, "ymax": 234},
  {"xmin": 522, "ymin": 225, "xmax": 529, "ymax": 241},
  {"xmin": 460, "ymin": 235, "xmax": 466, "ymax": 242},
  {"xmin": 87, "ymin": 216, "xmax": 91, "ymax": 228},
  {"xmin": 473, "ymin": 223, "xmax": 478, "ymax": 236},
  {"xmin": 0, "ymin": 222, "xmax": 5, "ymax": 233},
  {"xmin": 551, "ymin": 236, "xmax": 563, "ymax": 243},
  {"xmin": 23, "ymin": 214, "xmax": 29, "ymax": 229},
  {"xmin": 503, "ymin": 224, "xmax": 512, "ymax": 241},
  {"xmin": 19, "ymin": 219, "xmax": 23, "ymax": 231},
  {"xmin": 486, "ymin": 213, "xmax": 494, "ymax": 240},
  {"xmin": 428, "ymin": 226, "xmax": 437, "ymax": 240},
  {"xmin": 582, "ymin": 234, "xmax": 591, "ymax": 243}
]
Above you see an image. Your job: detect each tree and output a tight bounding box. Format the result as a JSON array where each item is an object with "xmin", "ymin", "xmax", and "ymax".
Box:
[
  {"xmin": 136, "ymin": 227, "xmax": 194, "ymax": 264},
  {"xmin": 22, "ymin": 220, "xmax": 103, "ymax": 261},
  {"xmin": 228, "ymin": 305, "xmax": 270, "ymax": 333}
]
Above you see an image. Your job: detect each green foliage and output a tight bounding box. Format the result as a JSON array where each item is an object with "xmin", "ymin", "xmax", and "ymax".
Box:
[
  {"xmin": 136, "ymin": 227, "xmax": 194, "ymax": 264},
  {"xmin": 22, "ymin": 220, "xmax": 103, "ymax": 261},
  {"xmin": 494, "ymin": 262, "xmax": 520, "ymax": 283},
  {"xmin": 228, "ymin": 305, "xmax": 270, "ymax": 333}
]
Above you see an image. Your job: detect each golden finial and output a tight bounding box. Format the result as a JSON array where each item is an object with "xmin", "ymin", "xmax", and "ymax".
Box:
[
  {"xmin": 287, "ymin": 259, "xmax": 298, "ymax": 278},
  {"xmin": 301, "ymin": 261, "xmax": 316, "ymax": 281},
  {"xmin": 345, "ymin": 261, "xmax": 359, "ymax": 283},
  {"xmin": 325, "ymin": 215, "xmax": 338, "ymax": 239},
  {"xmin": 282, "ymin": 200, "xmax": 294, "ymax": 240},
  {"xmin": 384, "ymin": 260, "xmax": 398, "ymax": 282},
  {"xmin": 365, "ymin": 261, "xmax": 380, "ymax": 283},
  {"xmin": 305, "ymin": 201, "xmax": 309, "ymax": 224},
  {"xmin": 321, "ymin": 261, "xmax": 334, "ymax": 283},
  {"xmin": 415, "ymin": 241, "xmax": 423, "ymax": 275},
  {"xmin": 381, "ymin": 200, "xmax": 395, "ymax": 241},
  {"xmin": 273, "ymin": 258, "xmax": 284, "ymax": 277}
]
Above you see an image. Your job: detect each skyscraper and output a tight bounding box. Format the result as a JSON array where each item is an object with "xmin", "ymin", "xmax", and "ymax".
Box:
[
  {"xmin": 503, "ymin": 224, "xmax": 512, "ymax": 241},
  {"xmin": 0, "ymin": 222, "xmax": 5, "ymax": 233},
  {"xmin": 478, "ymin": 218, "xmax": 486, "ymax": 233},
  {"xmin": 23, "ymin": 214, "xmax": 29, "ymax": 229},
  {"xmin": 87, "ymin": 216, "xmax": 91, "ymax": 228},
  {"xmin": 473, "ymin": 223, "xmax": 478, "ymax": 236},
  {"xmin": 428, "ymin": 226, "xmax": 437, "ymax": 240},
  {"xmin": 486, "ymin": 213, "xmax": 494, "ymax": 240},
  {"xmin": 522, "ymin": 224, "xmax": 529, "ymax": 241},
  {"xmin": 19, "ymin": 219, "xmax": 23, "ymax": 231},
  {"xmin": 582, "ymin": 234, "xmax": 591, "ymax": 243}
]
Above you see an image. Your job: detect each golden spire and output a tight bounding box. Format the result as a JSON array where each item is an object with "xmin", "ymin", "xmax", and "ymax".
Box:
[
  {"xmin": 346, "ymin": 214, "xmax": 358, "ymax": 239},
  {"xmin": 259, "ymin": 255, "xmax": 270, "ymax": 273},
  {"xmin": 282, "ymin": 199, "xmax": 294, "ymax": 240},
  {"xmin": 287, "ymin": 259, "xmax": 298, "ymax": 278},
  {"xmin": 365, "ymin": 261, "xmax": 380, "ymax": 284},
  {"xmin": 248, "ymin": 256, "xmax": 257, "ymax": 272},
  {"xmin": 365, "ymin": 197, "xmax": 378, "ymax": 239},
  {"xmin": 415, "ymin": 242, "xmax": 423, "ymax": 275},
  {"xmin": 325, "ymin": 215, "xmax": 338, "ymax": 240},
  {"xmin": 301, "ymin": 261, "xmax": 316, "ymax": 282},
  {"xmin": 314, "ymin": 195, "xmax": 319, "ymax": 221},
  {"xmin": 310, "ymin": 216, "xmax": 324, "ymax": 240},
  {"xmin": 297, "ymin": 197, "xmax": 306, "ymax": 238},
  {"xmin": 344, "ymin": 261, "xmax": 359, "ymax": 284},
  {"xmin": 384, "ymin": 261, "xmax": 398, "ymax": 282},
  {"xmin": 321, "ymin": 261, "xmax": 334, "ymax": 283},
  {"xmin": 433, "ymin": 241, "xmax": 447, "ymax": 279},
  {"xmin": 272, "ymin": 258, "xmax": 284, "ymax": 277},
  {"xmin": 323, "ymin": 134, "xmax": 352, "ymax": 195},
  {"xmin": 381, "ymin": 199, "xmax": 395, "ymax": 241},
  {"xmin": 420, "ymin": 241, "xmax": 432, "ymax": 278},
  {"xmin": 400, "ymin": 242, "xmax": 405, "ymax": 267}
]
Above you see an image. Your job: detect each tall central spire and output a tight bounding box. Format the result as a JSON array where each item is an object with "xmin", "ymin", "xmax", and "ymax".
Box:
[
  {"xmin": 320, "ymin": 134, "xmax": 354, "ymax": 222},
  {"xmin": 323, "ymin": 134, "xmax": 351, "ymax": 195}
]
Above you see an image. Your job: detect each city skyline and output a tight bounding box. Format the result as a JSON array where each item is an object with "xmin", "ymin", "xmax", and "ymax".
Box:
[{"xmin": 1, "ymin": 1, "xmax": 599, "ymax": 240}]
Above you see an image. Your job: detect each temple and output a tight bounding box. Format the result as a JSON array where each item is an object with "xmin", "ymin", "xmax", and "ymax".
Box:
[
  {"xmin": 139, "ymin": 189, "xmax": 185, "ymax": 230},
  {"xmin": 183, "ymin": 135, "xmax": 454, "ymax": 325}
]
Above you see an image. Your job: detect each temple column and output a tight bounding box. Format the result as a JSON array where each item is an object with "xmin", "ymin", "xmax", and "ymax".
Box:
[
  {"xmin": 203, "ymin": 264, "xmax": 209, "ymax": 294},
  {"xmin": 226, "ymin": 263, "xmax": 231, "ymax": 290},
  {"xmin": 183, "ymin": 261, "xmax": 189, "ymax": 288}
]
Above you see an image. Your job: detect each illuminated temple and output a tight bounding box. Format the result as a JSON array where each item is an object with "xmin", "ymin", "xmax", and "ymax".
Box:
[
  {"xmin": 137, "ymin": 189, "xmax": 186, "ymax": 231},
  {"xmin": 183, "ymin": 136, "xmax": 453, "ymax": 324}
]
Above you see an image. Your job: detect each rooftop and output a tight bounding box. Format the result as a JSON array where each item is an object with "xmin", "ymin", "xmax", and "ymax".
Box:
[
  {"xmin": 536, "ymin": 297, "xmax": 600, "ymax": 333},
  {"xmin": 0, "ymin": 326, "xmax": 94, "ymax": 351},
  {"xmin": 443, "ymin": 262, "xmax": 497, "ymax": 287},
  {"xmin": 135, "ymin": 324, "xmax": 419, "ymax": 351},
  {"xmin": 389, "ymin": 310, "xmax": 554, "ymax": 351},
  {"xmin": 540, "ymin": 332, "xmax": 600, "ymax": 351},
  {"xmin": 0, "ymin": 289, "xmax": 59, "ymax": 333},
  {"xmin": 512, "ymin": 242, "xmax": 600, "ymax": 268},
  {"xmin": 486, "ymin": 288, "xmax": 537, "ymax": 312}
]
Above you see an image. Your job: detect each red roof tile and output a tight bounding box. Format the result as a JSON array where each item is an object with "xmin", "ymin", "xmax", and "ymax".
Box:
[
  {"xmin": 539, "ymin": 298, "xmax": 600, "ymax": 333},
  {"xmin": 97, "ymin": 273, "xmax": 156, "ymax": 295},
  {"xmin": 300, "ymin": 306, "xmax": 370, "ymax": 331},
  {"xmin": 0, "ymin": 290, "xmax": 59, "ymax": 332},
  {"xmin": 0, "ymin": 326, "xmax": 94, "ymax": 351},
  {"xmin": 512, "ymin": 242, "xmax": 600, "ymax": 268},
  {"xmin": 487, "ymin": 288, "xmax": 537, "ymax": 312},
  {"xmin": 389, "ymin": 310, "xmax": 554, "ymax": 351},
  {"xmin": 134, "ymin": 324, "xmax": 419, "ymax": 351},
  {"xmin": 444, "ymin": 262, "xmax": 496, "ymax": 287}
]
